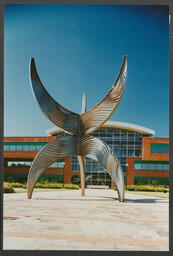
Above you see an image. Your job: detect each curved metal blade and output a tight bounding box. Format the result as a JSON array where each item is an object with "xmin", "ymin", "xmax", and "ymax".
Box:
[
  {"xmin": 80, "ymin": 56, "xmax": 127, "ymax": 134},
  {"xmin": 79, "ymin": 135, "xmax": 125, "ymax": 202},
  {"xmin": 27, "ymin": 136, "xmax": 76, "ymax": 199},
  {"xmin": 30, "ymin": 58, "xmax": 79, "ymax": 135}
]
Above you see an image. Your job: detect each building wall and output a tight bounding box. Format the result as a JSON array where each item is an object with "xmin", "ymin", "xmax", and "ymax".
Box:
[
  {"xmin": 5, "ymin": 167, "xmax": 63, "ymax": 176},
  {"xmin": 5, "ymin": 136, "xmax": 169, "ymax": 187},
  {"xmin": 142, "ymin": 137, "xmax": 169, "ymax": 161},
  {"xmin": 127, "ymin": 137, "xmax": 169, "ymax": 185},
  {"xmin": 4, "ymin": 136, "xmax": 66, "ymax": 182},
  {"xmin": 126, "ymin": 157, "xmax": 169, "ymax": 185},
  {"xmin": 4, "ymin": 137, "xmax": 55, "ymax": 143}
]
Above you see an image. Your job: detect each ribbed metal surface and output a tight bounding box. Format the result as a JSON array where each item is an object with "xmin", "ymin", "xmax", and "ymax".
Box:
[
  {"xmin": 80, "ymin": 135, "xmax": 125, "ymax": 201},
  {"xmin": 27, "ymin": 134, "xmax": 124, "ymax": 201},
  {"xmin": 30, "ymin": 58, "xmax": 78, "ymax": 135},
  {"xmin": 27, "ymin": 136, "xmax": 76, "ymax": 199},
  {"xmin": 80, "ymin": 56, "xmax": 127, "ymax": 134},
  {"xmin": 27, "ymin": 56, "xmax": 127, "ymax": 202},
  {"xmin": 30, "ymin": 56, "xmax": 127, "ymax": 135}
]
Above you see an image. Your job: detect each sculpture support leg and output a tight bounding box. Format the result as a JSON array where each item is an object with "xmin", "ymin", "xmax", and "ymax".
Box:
[
  {"xmin": 77, "ymin": 156, "xmax": 85, "ymax": 196},
  {"xmin": 79, "ymin": 135, "xmax": 125, "ymax": 202},
  {"xmin": 27, "ymin": 136, "xmax": 75, "ymax": 199}
]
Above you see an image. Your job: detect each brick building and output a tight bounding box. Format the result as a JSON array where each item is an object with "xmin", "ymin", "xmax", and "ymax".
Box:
[
  {"xmin": 4, "ymin": 121, "xmax": 169, "ymax": 187},
  {"xmin": 126, "ymin": 137, "xmax": 169, "ymax": 185}
]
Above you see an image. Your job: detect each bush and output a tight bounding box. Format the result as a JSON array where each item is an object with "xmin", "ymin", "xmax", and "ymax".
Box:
[
  {"xmin": 4, "ymin": 176, "xmax": 64, "ymax": 184},
  {"xmin": 4, "ymin": 176, "xmax": 27, "ymax": 183},
  {"xmin": 3, "ymin": 182, "xmax": 15, "ymax": 193},
  {"xmin": 35, "ymin": 183, "xmax": 63, "ymax": 189},
  {"xmin": 126, "ymin": 185, "xmax": 169, "ymax": 192},
  {"xmin": 11, "ymin": 182, "xmax": 26, "ymax": 188},
  {"xmin": 137, "ymin": 185, "xmax": 155, "ymax": 192},
  {"xmin": 155, "ymin": 187, "xmax": 169, "ymax": 193},
  {"xmin": 38, "ymin": 177, "xmax": 63, "ymax": 184},
  {"xmin": 126, "ymin": 185, "xmax": 137, "ymax": 191},
  {"xmin": 64, "ymin": 184, "xmax": 79, "ymax": 190}
]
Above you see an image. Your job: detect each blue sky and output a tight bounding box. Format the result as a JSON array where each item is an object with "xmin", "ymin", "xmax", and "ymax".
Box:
[{"xmin": 4, "ymin": 4, "xmax": 169, "ymax": 137}]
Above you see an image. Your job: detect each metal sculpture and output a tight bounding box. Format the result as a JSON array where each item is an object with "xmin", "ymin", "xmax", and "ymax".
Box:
[{"xmin": 27, "ymin": 56, "xmax": 127, "ymax": 202}]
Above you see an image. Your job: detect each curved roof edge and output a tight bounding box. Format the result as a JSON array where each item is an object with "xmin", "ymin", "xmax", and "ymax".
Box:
[{"xmin": 47, "ymin": 121, "xmax": 155, "ymax": 136}]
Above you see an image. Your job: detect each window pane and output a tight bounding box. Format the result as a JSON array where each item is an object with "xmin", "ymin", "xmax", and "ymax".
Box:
[
  {"xmin": 9, "ymin": 145, "xmax": 16, "ymax": 151},
  {"xmin": 23, "ymin": 145, "xmax": 30, "ymax": 151},
  {"xmin": 16, "ymin": 145, "xmax": 23, "ymax": 151},
  {"xmin": 4, "ymin": 145, "xmax": 9, "ymax": 151},
  {"xmin": 30, "ymin": 145, "xmax": 36, "ymax": 151}
]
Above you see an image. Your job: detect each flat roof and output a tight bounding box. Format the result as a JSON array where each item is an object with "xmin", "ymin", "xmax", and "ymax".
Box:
[{"xmin": 47, "ymin": 121, "xmax": 155, "ymax": 136}]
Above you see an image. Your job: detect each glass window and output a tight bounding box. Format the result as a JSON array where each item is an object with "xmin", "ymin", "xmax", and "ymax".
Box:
[
  {"xmin": 150, "ymin": 143, "xmax": 169, "ymax": 154},
  {"xmin": 135, "ymin": 150, "xmax": 141, "ymax": 157},
  {"xmin": 134, "ymin": 161, "xmax": 169, "ymax": 171},
  {"xmin": 4, "ymin": 145, "xmax": 9, "ymax": 151},
  {"xmin": 9, "ymin": 145, "xmax": 16, "ymax": 151},
  {"xmin": 16, "ymin": 145, "xmax": 23, "ymax": 151},
  {"xmin": 134, "ymin": 163, "xmax": 140, "ymax": 169},
  {"xmin": 50, "ymin": 162, "xmax": 57, "ymax": 168},
  {"xmin": 114, "ymin": 149, "xmax": 120, "ymax": 157},
  {"xmin": 57, "ymin": 162, "xmax": 64, "ymax": 168},
  {"xmin": 36, "ymin": 145, "xmax": 43, "ymax": 151},
  {"xmin": 23, "ymin": 145, "xmax": 30, "ymax": 151},
  {"xmin": 128, "ymin": 149, "xmax": 134, "ymax": 157},
  {"xmin": 71, "ymin": 164, "xmax": 78, "ymax": 172},
  {"xmin": 121, "ymin": 149, "xmax": 126, "ymax": 157},
  {"xmin": 85, "ymin": 163, "xmax": 91, "ymax": 172},
  {"xmin": 29, "ymin": 145, "xmax": 36, "ymax": 151}
]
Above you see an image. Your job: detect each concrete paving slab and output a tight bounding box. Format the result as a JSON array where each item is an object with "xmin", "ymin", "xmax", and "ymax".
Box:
[{"xmin": 3, "ymin": 189, "xmax": 169, "ymax": 251}]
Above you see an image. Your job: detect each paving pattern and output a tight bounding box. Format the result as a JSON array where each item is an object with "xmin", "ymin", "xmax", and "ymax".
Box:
[{"xmin": 3, "ymin": 189, "xmax": 169, "ymax": 251}]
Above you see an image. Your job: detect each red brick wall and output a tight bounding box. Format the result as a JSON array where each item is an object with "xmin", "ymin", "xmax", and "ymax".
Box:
[
  {"xmin": 127, "ymin": 157, "xmax": 142, "ymax": 185},
  {"xmin": 4, "ymin": 151, "xmax": 37, "ymax": 159},
  {"xmin": 63, "ymin": 156, "xmax": 81, "ymax": 185},
  {"xmin": 126, "ymin": 157, "xmax": 169, "ymax": 186},
  {"xmin": 64, "ymin": 157, "xmax": 71, "ymax": 184},
  {"xmin": 4, "ymin": 137, "xmax": 55, "ymax": 142},
  {"xmin": 142, "ymin": 137, "xmax": 169, "ymax": 161},
  {"xmin": 4, "ymin": 167, "xmax": 63, "ymax": 175},
  {"xmin": 4, "ymin": 136, "xmax": 56, "ymax": 159}
]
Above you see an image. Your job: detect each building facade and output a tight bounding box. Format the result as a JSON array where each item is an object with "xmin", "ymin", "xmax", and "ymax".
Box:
[
  {"xmin": 126, "ymin": 137, "xmax": 169, "ymax": 185},
  {"xmin": 3, "ymin": 121, "xmax": 154, "ymax": 186},
  {"xmin": 4, "ymin": 122, "xmax": 169, "ymax": 187}
]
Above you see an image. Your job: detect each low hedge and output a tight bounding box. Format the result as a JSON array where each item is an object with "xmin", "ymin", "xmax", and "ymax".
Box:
[
  {"xmin": 11, "ymin": 182, "xmax": 26, "ymax": 188},
  {"xmin": 7, "ymin": 182, "xmax": 79, "ymax": 190},
  {"xmin": 35, "ymin": 183, "xmax": 63, "ymax": 189},
  {"xmin": 4, "ymin": 182, "xmax": 15, "ymax": 193},
  {"xmin": 126, "ymin": 185, "xmax": 169, "ymax": 193},
  {"xmin": 64, "ymin": 184, "xmax": 79, "ymax": 190}
]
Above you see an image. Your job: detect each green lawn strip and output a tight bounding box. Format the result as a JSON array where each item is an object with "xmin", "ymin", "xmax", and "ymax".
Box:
[{"xmin": 126, "ymin": 191, "xmax": 169, "ymax": 199}]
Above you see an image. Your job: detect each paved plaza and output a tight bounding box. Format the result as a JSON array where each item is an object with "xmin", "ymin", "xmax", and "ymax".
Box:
[{"xmin": 3, "ymin": 189, "xmax": 169, "ymax": 251}]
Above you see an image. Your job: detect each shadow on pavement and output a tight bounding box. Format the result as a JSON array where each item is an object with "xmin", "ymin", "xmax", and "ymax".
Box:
[{"xmin": 34, "ymin": 196, "xmax": 168, "ymax": 203}]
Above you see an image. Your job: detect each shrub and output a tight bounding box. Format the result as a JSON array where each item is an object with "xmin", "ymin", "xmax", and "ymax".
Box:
[
  {"xmin": 4, "ymin": 176, "xmax": 27, "ymax": 183},
  {"xmin": 155, "ymin": 187, "xmax": 169, "ymax": 193},
  {"xmin": 35, "ymin": 183, "xmax": 63, "ymax": 189},
  {"xmin": 3, "ymin": 182, "xmax": 15, "ymax": 193},
  {"xmin": 38, "ymin": 177, "xmax": 63, "ymax": 184},
  {"xmin": 126, "ymin": 185, "xmax": 137, "ymax": 191},
  {"xmin": 11, "ymin": 182, "xmax": 26, "ymax": 188},
  {"xmin": 64, "ymin": 184, "xmax": 79, "ymax": 190},
  {"xmin": 126, "ymin": 185, "xmax": 169, "ymax": 192},
  {"xmin": 137, "ymin": 185, "xmax": 155, "ymax": 192}
]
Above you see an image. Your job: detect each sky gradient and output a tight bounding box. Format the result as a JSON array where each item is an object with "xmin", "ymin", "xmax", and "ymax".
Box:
[{"xmin": 4, "ymin": 4, "xmax": 169, "ymax": 137}]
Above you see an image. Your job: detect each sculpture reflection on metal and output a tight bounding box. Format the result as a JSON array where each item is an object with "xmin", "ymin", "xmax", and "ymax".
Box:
[{"xmin": 27, "ymin": 56, "xmax": 127, "ymax": 202}]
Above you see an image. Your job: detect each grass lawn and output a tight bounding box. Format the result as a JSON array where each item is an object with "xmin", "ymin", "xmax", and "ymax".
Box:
[{"xmin": 127, "ymin": 191, "xmax": 169, "ymax": 199}]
